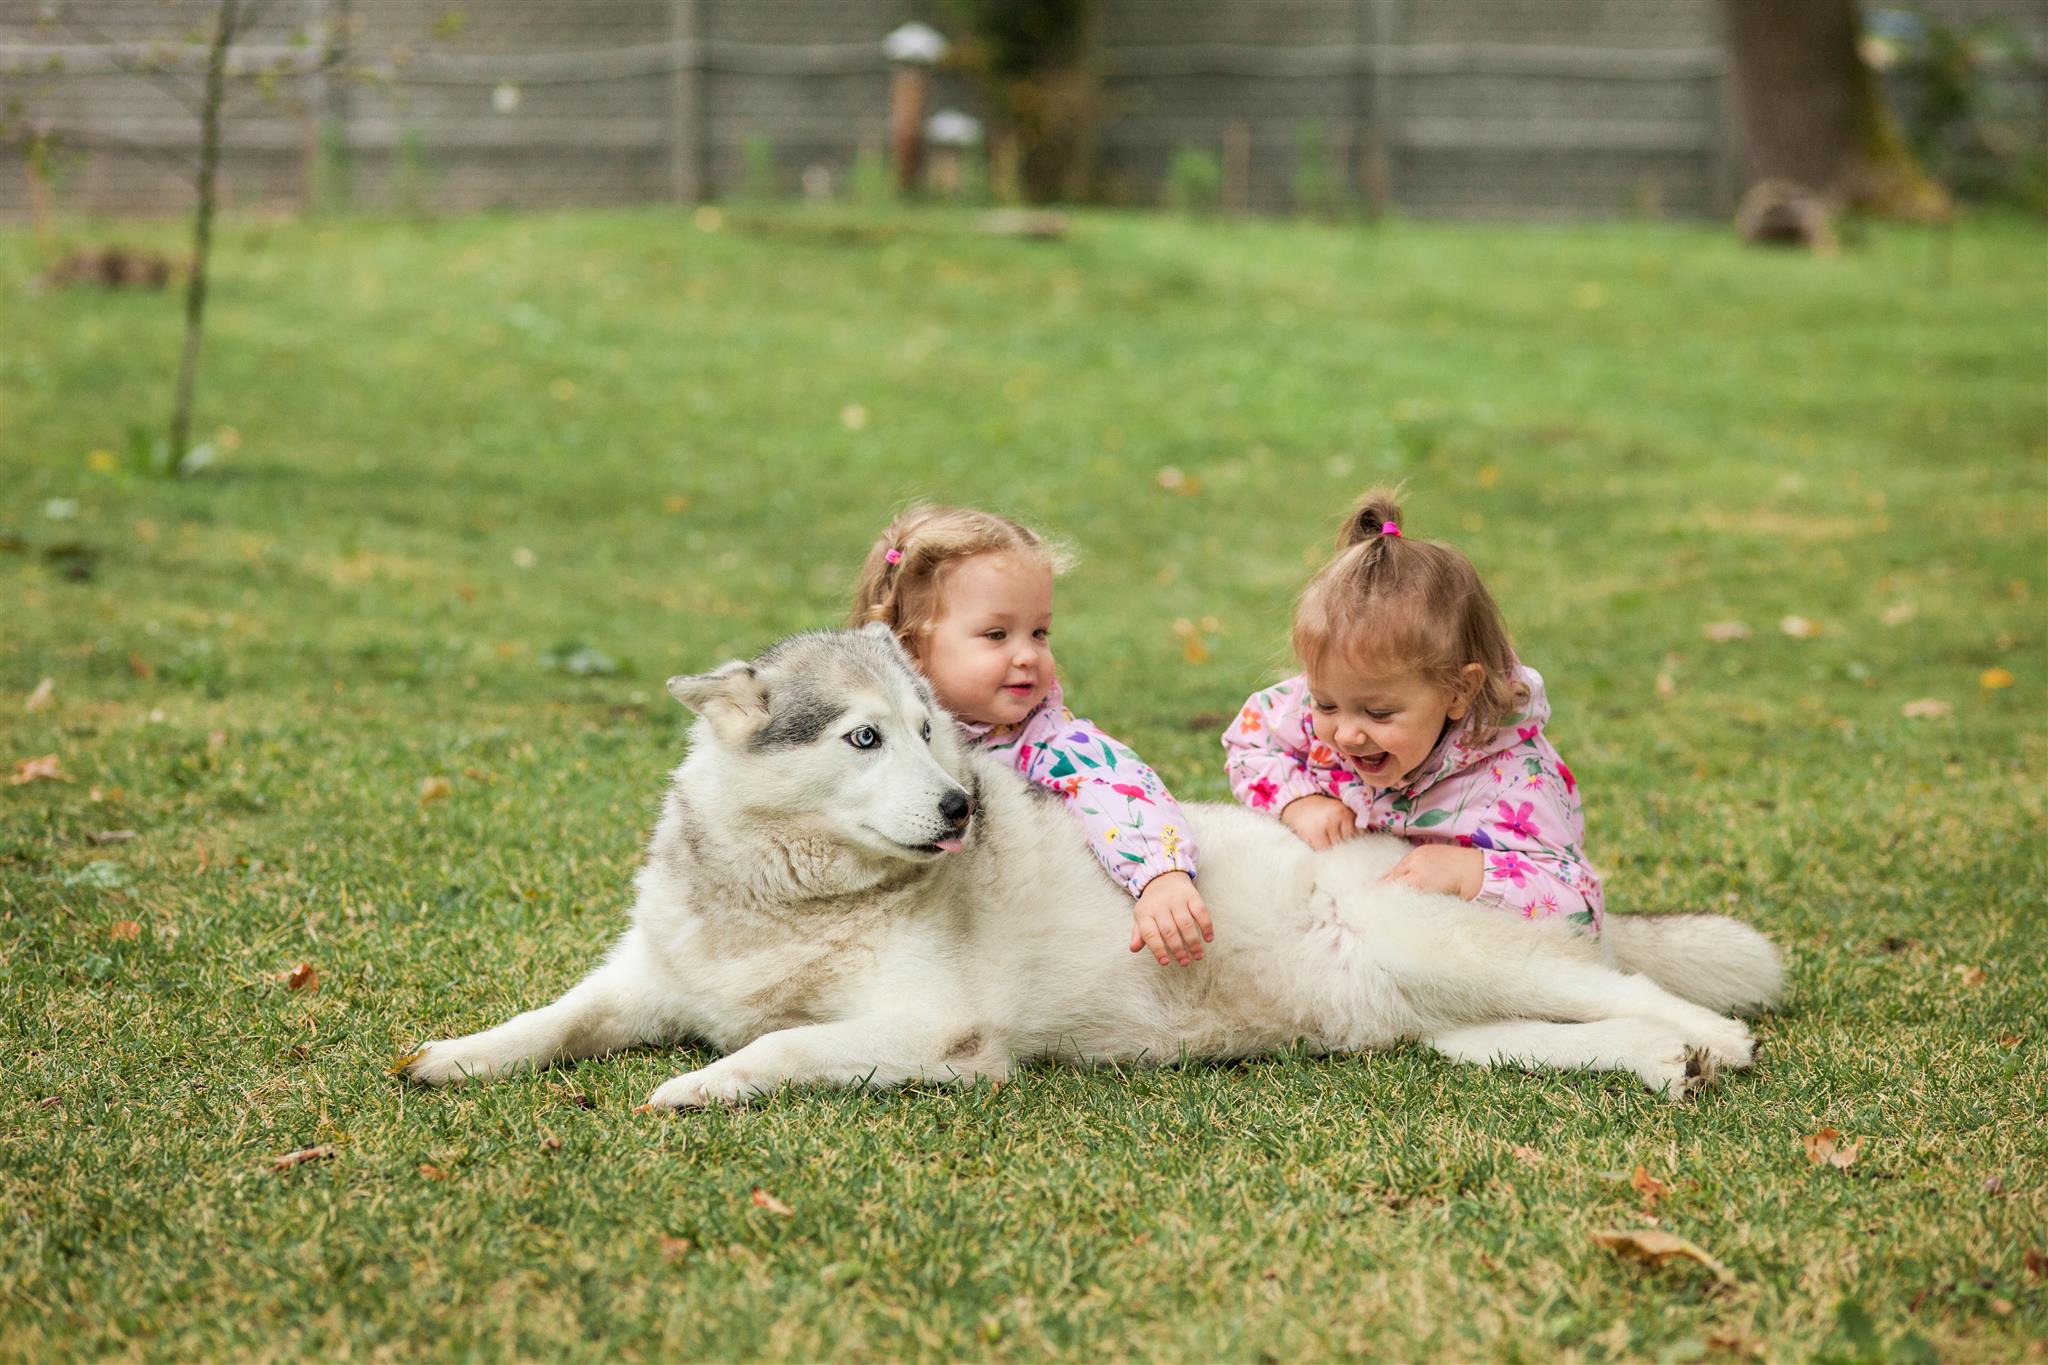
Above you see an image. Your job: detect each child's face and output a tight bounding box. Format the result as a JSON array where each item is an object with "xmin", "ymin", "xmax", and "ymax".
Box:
[
  {"xmin": 1303, "ymin": 657, "xmax": 1471, "ymax": 789},
  {"xmin": 918, "ymin": 552, "xmax": 1055, "ymax": 727}
]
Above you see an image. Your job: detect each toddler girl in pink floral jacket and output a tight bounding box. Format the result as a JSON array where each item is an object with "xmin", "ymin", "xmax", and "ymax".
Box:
[
  {"xmin": 1223, "ymin": 489, "xmax": 1602, "ymax": 933},
  {"xmin": 853, "ymin": 504, "xmax": 1215, "ymax": 966}
]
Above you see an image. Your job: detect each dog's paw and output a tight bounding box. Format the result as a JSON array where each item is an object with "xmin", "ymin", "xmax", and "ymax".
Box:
[
  {"xmin": 1638, "ymin": 1042, "xmax": 1718, "ymax": 1101},
  {"xmin": 1686, "ymin": 1015, "xmax": 1755, "ymax": 1071},
  {"xmin": 399, "ymin": 1036, "xmax": 515, "ymax": 1086},
  {"xmin": 644, "ymin": 1065, "xmax": 761, "ymax": 1111}
]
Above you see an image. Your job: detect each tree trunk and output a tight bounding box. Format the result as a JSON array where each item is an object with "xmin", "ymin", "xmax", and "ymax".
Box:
[
  {"xmin": 171, "ymin": 0, "xmax": 238, "ymax": 460},
  {"xmin": 1717, "ymin": 0, "xmax": 1948, "ymax": 221}
]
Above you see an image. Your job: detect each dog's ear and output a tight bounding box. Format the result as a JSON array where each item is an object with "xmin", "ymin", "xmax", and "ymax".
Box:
[
  {"xmin": 858, "ymin": 620, "xmax": 912, "ymax": 662},
  {"xmin": 666, "ymin": 660, "xmax": 770, "ymax": 743}
]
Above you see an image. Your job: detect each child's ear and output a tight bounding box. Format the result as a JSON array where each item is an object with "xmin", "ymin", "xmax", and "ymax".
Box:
[
  {"xmin": 666, "ymin": 660, "xmax": 770, "ymax": 743},
  {"xmin": 1444, "ymin": 663, "xmax": 1487, "ymax": 721}
]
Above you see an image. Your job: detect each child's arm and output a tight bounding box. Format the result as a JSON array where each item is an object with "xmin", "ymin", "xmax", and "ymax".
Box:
[
  {"xmin": 1220, "ymin": 681, "xmax": 1334, "ymax": 816},
  {"xmin": 990, "ymin": 707, "xmax": 1211, "ymax": 961}
]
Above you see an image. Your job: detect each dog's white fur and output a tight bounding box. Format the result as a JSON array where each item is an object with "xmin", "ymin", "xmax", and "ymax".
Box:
[{"xmin": 404, "ymin": 626, "xmax": 1783, "ymax": 1105}]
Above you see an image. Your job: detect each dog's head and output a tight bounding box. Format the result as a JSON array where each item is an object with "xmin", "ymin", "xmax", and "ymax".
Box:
[{"xmin": 667, "ymin": 623, "xmax": 977, "ymax": 862}]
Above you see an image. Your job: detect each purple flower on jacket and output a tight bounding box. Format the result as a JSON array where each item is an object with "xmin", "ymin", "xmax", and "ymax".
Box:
[{"xmin": 1467, "ymin": 826, "xmax": 1496, "ymax": 851}]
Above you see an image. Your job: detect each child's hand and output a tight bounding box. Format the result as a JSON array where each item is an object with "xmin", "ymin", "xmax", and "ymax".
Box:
[
  {"xmin": 1381, "ymin": 844, "xmax": 1484, "ymax": 900},
  {"xmin": 1280, "ymin": 795, "xmax": 1359, "ymax": 850},
  {"xmin": 1129, "ymin": 871, "xmax": 1214, "ymax": 967}
]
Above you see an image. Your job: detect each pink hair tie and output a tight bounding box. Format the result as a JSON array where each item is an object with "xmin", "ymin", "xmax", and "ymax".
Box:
[
  {"xmin": 883, "ymin": 547, "xmax": 903, "ymax": 565},
  {"xmin": 1380, "ymin": 521, "xmax": 1401, "ymax": 538}
]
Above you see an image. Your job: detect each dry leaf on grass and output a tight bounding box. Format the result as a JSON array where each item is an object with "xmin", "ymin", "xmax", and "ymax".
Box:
[
  {"xmin": 24, "ymin": 678, "xmax": 55, "ymax": 712},
  {"xmin": 1509, "ymin": 1144, "xmax": 1545, "ymax": 1165},
  {"xmin": 1779, "ymin": 615, "xmax": 1820, "ymax": 640},
  {"xmin": 1957, "ymin": 966, "xmax": 1987, "ymax": 987},
  {"xmin": 2024, "ymin": 1249, "xmax": 2046, "ymax": 1279},
  {"xmin": 1980, "ymin": 667, "xmax": 2015, "ymax": 691},
  {"xmin": 417, "ymin": 1163, "xmax": 452, "ymax": 1180},
  {"xmin": 662, "ymin": 494, "xmax": 690, "ymax": 514},
  {"xmin": 39, "ymin": 1096, "xmax": 63, "ymax": 1110},
  {"xmin": 1655, "ymin": 671, "xmax": 1678, "ymax": 699},
  {"xmin": 660, "ymin": 1235, "xmax": 692, "ymax": 1263},
  {"xmin": 270, "ymin": 1144, "xmax": 336, "ymax": 1172},
  {"xmin": 284, "ymin": 962, "xmax": 319, "ymax": 993},
  {"xmin": 539, "ymin": 1133, "xmax": 562, "ymax": 1152},
  {"xmin": 418, "ymin": 776, "xmax": 453, "ymax": 806},
  {"xmin": 750, "ymin": 1187, "xmax": 794, "ymax": 1216},
  {"xmin": 87, "ymin": 829, "xmax": 138, "ymax": 845},
  {"xmin": 109, "ymin": 920, "xmax": 141, "ymax": 941},
  {"xmin": 1590, "ymin": 1228, "xmax": 1734, "ymax": 1285},
  {"xmin": 1802, "ymin": 1127, "xmax": 1862, "ymax": 1170},
  {"xmin": 1630, "ymin": 1165, "xmax": 1670, "ymax": 1208},
  {"xmin": 9, "ymin": 754, "xmax": 71, "ymax": 785},
  {"xmin": 1900, "ymin": 698, "xmax": 1952, "ymax": 719},
  {"xmin": 1998, "ymin": 1035, "xmax": 2021, "ymax": 1048},
  {"xmin": 1702, "ymin": 620, "xmax": 1751, "ymax": 643},
  {"xmin": 1880, "ymin": 601, "xmax": 1917, "ymax": 626},
  {"xmin": 1171, "ymin": 618, "xmax": 1210, "ymax": 665}
]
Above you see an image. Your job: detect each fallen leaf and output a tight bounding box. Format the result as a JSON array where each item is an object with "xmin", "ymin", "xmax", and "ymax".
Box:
[
  {"xmin": 1509, "ymin": 1144, "xmax": 1545, "ymax": 1165},
  {"xmin": 1880, "ymin": 601, "xmax": 1917, "ymax": 626},
  {"xmin": 128, "ymin": 653, "xmax": 154, "ymax": 678},
  {"xmin": 417, "ymin": 1162, "xmax": 452, "ymax": 1180},
  {"xmin": 285, "ymin": 962, "xmax": 319, "ymax": 993},
  {"xmin": 511, "ymin": 547, "xmax": 536, "ymax": 569},
  {"xmin": 87, "ymin": 829, "xmax": 138, "ymax": 845},
  {"xmin": 1655, "ymin": 671, "xmax": 1677, "ymax": 699},
  {"xmin": 1900, "ymin": 698, "xmax": 1952, "ymax": 719},
  {"xmin": 539, "ymin": 1133, "xmax": 562, "ymax": 1152},
  {"xmin": 2025, "ymin": 1249, "xmax": 2046, "ymax": 1278},
  {"xmin": 1779, "ymin": 615, "xmax": 1819, "ymax": 640},
  {"xmin": 270, "ymin": 1144, "xmax": 336, "ymax": 1172},
  {"xmin": 1958, "ymin": 965, "xmax": 1987, "ymax": 987},
  {"xmin": 1171, "ymin": 618, "xmax": 1210, "ymax": 665},
  {"xmin": 839, "ymin": 403, "xmax": 868, "ymax": 431},
  {"xmin": 750, "ymin": 1187, "xmax": 794, "ymax": 1217},
  {"xmin": 24, "ymin": 678, "xmax": 55, "ymax": 712},
  {"xmin": 418, "ymin": 776, "xmax": 452, "ymax": 806},
  {"xmin": 1477, "ymin": 465, "xmax": 1500, "ymax": 489},
  {"xmin": 660, "ymin": 1235, "xmax": 692, "ymax": 1263},
  {"xmin": 1984, "ymin": 1176, "xmax": 2006, "ymax": 1195},
  {"xmin": 1803, "ymin": 1126, "xmax": 1862, "ymax": 1170},
  {"xmin": 1980, "ymin": 667, "xmax": 2015, "ymax": 690},
  {"xmin": 662, "ymin": 494, "xmax": 690, "ymax": 514},
  {"xmin": 8, "ymin": 754, "xmax": 71, "ymax": 785},
  {"xmin": 1990, "ymin": 1298, "xmax": 2013, "ymax": 1316},
  {"xmin": 1998, "ymin": 1035, "xmax": 2021, "ymax": 1048},
  {"xmin": 109, "ymin": 919, "xmax": 141, "ymax": 941},
  {"xmin": 1630, "ymin": 1165, "xmax": 1670, "ymax": 1208},
  {"xmin": 39, "ymin": 1096, "xmax": 62, "ymax": 1110},
  {"xmin": 1590, "ymin": 1228, "xmax": 1734, "ymax": 1285},
  {"xmin": 1703, "ymin": 621, "xmax": 1750, "ymax": 643}
]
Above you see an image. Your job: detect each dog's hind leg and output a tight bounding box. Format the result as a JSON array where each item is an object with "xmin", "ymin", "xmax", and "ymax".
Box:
[
  {"xmin": 1426, "ymin": 1018, "xmax": 1717, "ymax": 1100},
  {"xmin": 404, "ymin": 929, "xmax": 679, "ymax": 1086},
  {"xmin": 644, "ymin": 1014, "xmax": 1006, "ymax": 1109},
  {"xmin": 1363, "ymin": 900, "xmax": 1755, "ymax": 1071}
]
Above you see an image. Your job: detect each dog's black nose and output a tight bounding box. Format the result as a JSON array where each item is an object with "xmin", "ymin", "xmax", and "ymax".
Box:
[{"xmin": 938, "ymin": 789, "xmax": 972, "ymax": 827}]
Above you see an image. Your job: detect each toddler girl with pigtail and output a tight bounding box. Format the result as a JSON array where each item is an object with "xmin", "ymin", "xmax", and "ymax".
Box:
[
  {"xmin": 852, "ymin": 504, "xmax": 1216, "ymax": 966},
  {"xmin": 1223, "ymin": 489, "xmax": 1603, "ymax": 931}
]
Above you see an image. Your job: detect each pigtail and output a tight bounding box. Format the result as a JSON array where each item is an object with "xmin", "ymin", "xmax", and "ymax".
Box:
[
  {"xmin": 847, "ymin": 503, "xmax": 1068, "ymax": 654},
  {"xmin": 1339, "ymin": 486, "xmax": 1406, "ymax": 553}
]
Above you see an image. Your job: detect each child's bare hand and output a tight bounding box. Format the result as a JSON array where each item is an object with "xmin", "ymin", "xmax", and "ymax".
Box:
[
  {"xmin": 1382, "ymin": 844, "xmax": 1484, "ymax": 900},
  {"xmin": 1128, "ymin": 871, "xmax": 1214, "ymax": 966},
  {"xmin": 1279, "ymin": 795, "xmax": 1359, "ymax": 850}
]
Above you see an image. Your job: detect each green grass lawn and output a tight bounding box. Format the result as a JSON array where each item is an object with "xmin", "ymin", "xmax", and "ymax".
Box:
[{"xmin": 2, "ymin": 203, "xmax": 2043, "ymax": 1361}]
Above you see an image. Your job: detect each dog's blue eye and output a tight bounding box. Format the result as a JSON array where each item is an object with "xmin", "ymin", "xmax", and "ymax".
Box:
[{"xmin": 846, "ymin": 726, "xmax": 881, "ymax": 750}]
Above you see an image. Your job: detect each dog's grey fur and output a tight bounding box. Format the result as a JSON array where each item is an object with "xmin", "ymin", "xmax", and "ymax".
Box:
[{"xmin": 404, "ymin": 625, "xmax": 1783, "ymax": 1106}]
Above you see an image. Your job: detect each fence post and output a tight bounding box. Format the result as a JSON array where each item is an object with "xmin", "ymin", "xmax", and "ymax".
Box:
[
  {"xmin": 669, "ymin": 0, "xmax": 704, "ymax": 201},
  {"xmin": 1363, "ymin": 0, "xmax": 1401, "ymax": 214}
]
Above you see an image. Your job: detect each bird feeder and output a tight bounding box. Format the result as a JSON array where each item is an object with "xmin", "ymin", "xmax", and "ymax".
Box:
[
  {"xmin": 923, "ymin": 110, "xmax": 982, "ymax": 197},
  {"xmin": 883, "ymin": 21, "xmax": 949, "ymax": 196}
]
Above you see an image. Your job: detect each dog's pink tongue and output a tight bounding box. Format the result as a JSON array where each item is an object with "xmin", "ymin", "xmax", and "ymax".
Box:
[{"xmin": 933, "ymin": 838, "xmax": 965, "ymax": 853}]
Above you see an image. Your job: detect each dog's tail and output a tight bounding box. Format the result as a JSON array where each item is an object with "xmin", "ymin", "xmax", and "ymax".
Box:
[{"xmin": 1603, "ymin": 913, "xmax": 1785, "ymax": 1016}]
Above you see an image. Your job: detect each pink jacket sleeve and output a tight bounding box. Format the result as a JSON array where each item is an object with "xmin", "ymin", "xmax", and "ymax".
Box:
[
  {"xmin": 985, "ymin": 700, "xmax": 1199, "ymax": 899},
  {"xmin": 1221, "ymin": 679, "xmax": 1340, "ymax": 817},
  {"xmin": 1453, "ymin": 769, "xmax": 1604, "ymax": 934}
]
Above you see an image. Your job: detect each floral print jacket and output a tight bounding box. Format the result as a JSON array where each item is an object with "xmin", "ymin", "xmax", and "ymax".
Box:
[
  {"xmin": 963, "ymin": 683, "xmax": 1199, "ymax": 899},
  {"xmin": 1221, "ymin": 666, "xmax": 1602, "ymax": 932}
]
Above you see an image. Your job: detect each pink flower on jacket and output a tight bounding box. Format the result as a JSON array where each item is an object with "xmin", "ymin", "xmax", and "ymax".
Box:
[
  {"xmin": 1247, "ymin": 777, "xmax": 1279, "ymax": 810},
  {"xmin": 1558, "ymin": 759, "xmax": 1576, "ymax": 795},
  {"xmin": 1517, "ymin": 724, "xmax": 1541, "ymax": 745},
  {"xmin": 1111, "ymin": 783, "xmax": 1154, "ymax": 804},
  {"xmin": 1237, "ymin": 706, "xmax": 1264, "ymax": 735},
  {"xmin": 1489, "ymin": 851, "xmax": 1534, "ymax": 887},
  {"xmin": 1496, "ymin": 800, "xmax": 1540, "ymax": 840}
]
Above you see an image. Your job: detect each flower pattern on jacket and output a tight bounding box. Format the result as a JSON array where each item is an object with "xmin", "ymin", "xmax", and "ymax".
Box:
[
  {"xmin": 1220, "ymin": 665, "xmax": 1602, "ymax": 933},
  {"xmin": 966, "ymin": 683, "xmax": 1199, "ymax": 899}
]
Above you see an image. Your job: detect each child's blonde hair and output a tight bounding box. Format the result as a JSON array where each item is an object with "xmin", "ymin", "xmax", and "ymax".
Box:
[
  {"xmin": 1293, "ymin": 487, "xmax": 1526, "ymax": 741},
  {"xmin": 850, "ymin": 503, "xmax": 1071, "ymax": 654}
]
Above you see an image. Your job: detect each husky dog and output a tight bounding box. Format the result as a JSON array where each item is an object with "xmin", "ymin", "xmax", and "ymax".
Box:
[{"xmin": 404, "ymin": 626, "xmax": 1782, "ymax": 1106}]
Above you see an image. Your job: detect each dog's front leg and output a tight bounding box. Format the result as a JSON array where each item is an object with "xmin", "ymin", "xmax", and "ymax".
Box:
[
  {"xmin": 644, "ymin": 1015, "xmax": 1004, "ymax": 1109},
  {"xmin": 404, "ymin": 928, "xmax": 679, "ymax": 1085}
]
